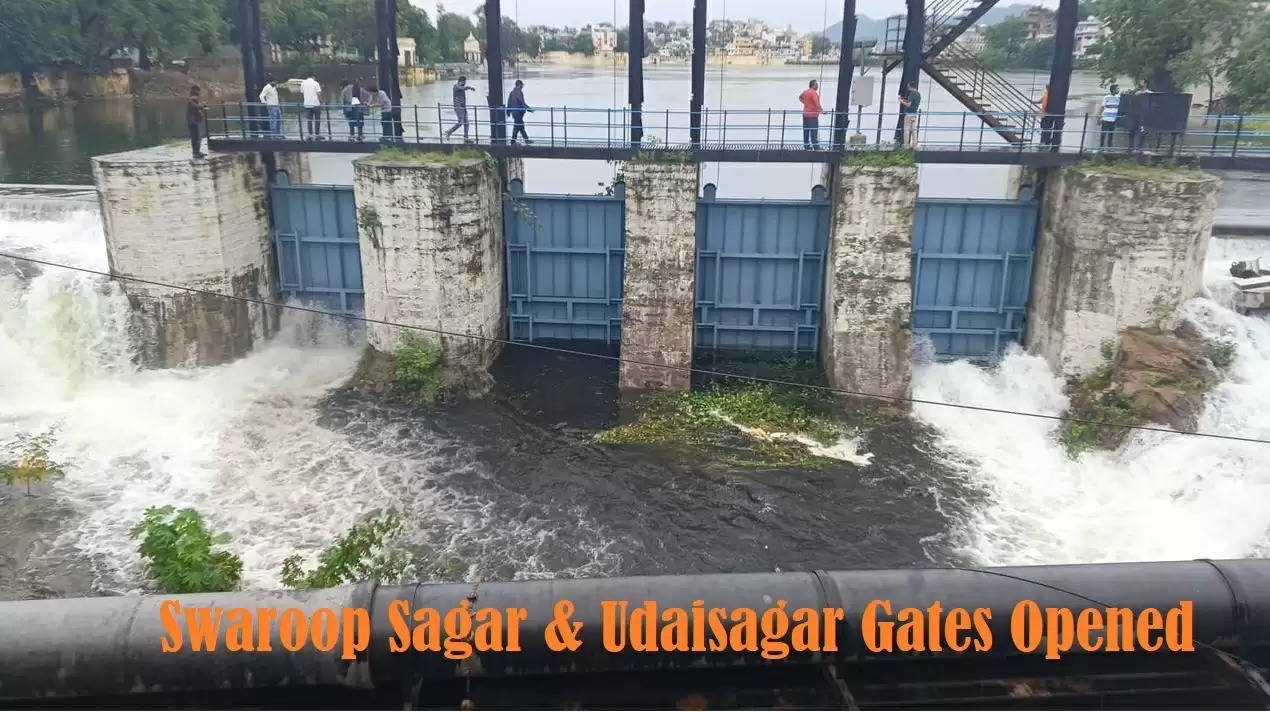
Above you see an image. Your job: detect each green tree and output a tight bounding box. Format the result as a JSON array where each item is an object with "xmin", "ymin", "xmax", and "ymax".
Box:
[
  {"xmin": 107, "ymin": 0, "xmax": 224, "ymax": 68},
  {"xmin": 1228, "ymin": 15, "xmax": 1270, "ymax": 109},
  {"xmin": 1, "ymin": 435, "xmax": 65, "ymax": 496},
  {"xmin": 0, "ymin": 0, "xmax": 78, "ymax": 90},
  {"xmin": 281, "ymin": 511, "xmax": 412, "ymax": 588},
  {"xmin": 130, "ymin": 506, "xmax": 244, "ymax": 594},
  {"xmin": 398, "ymin": 3, "xmax": 436, "ymax": 61},
  {"xmin": 809, "ymin": 35, "xmax": 832, "ymax": 57},
  {"xmin": 262, "ymin": 0, "xmax": 329, "ymax": 54},
  {"xmin": 1090, "ymin": 0, "xmax": 1252, "ymax": 93},
  {"xmin": 570, "ymin": 31, "xmax": 595, "ymax": 55},
  {"xmin": 436, "ymin": 7, "xmax": 477, "ymax": 61}
]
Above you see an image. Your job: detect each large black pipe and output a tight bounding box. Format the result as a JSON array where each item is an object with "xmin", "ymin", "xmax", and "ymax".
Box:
[
  {"xmin": 629, "ymin": 0, "xmax": 645, "ymax": 146},
  {"xmin": 1043, "ymin": 0, "xmax": 1079, "ymax": 150},
  {"xmin": 237, "ymin": 0, "xmax": 266, "ymax": 138},
  {"xmin": 689, "ymin": 0, "xmax": 707, "ymax": 147},
  {"xmin": 484, "ymin": 0, "xmax": 505, "ymax": 143},
  {"xmin": 832, "ymin": 0, "xmax": 858, "ymax": 149},
  {"xmin": 2, "ymin": 560, "xmax": 1269, "ymax": 700},
  {"xmin": 895, "ymin": 0, "xmax": 924, "ymax": 142}
]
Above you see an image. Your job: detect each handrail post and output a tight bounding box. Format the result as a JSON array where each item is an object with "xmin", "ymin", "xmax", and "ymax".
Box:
[
  {"xmin": 563, "ymin": 106, "xmax": 568, "ymax": 145},
  {"xmin": 781, "ymin": 109, "xmax": 787, "ymax": 149},
  {"xmin": 550, "ymin": 106, "xmax": 555, "ymax": 147},
  {"xmin": 958, "ymin": 111, "xmax": 966, "ymax": 151},
  {"xmin": 437, "ymin": 103, "xmax": 443, "ymax": 141},
  {"xmin": 239, "ymin": 102, "xmax": 247, "ymax": 139},
  {"xmin": 1211, "ymin": 115, "xmax": 1222, "ymax": 155},
  {"xmin": 1233, "ymin": 115, "xmax": 1244, "ymax": 158},
  {"xmin": 766, "ymin": 108, "xmax": 772, "ymax": 148},
  {"xmin": 1078, "ymin": 112, "xmax": 1088, "ymax": 155}
]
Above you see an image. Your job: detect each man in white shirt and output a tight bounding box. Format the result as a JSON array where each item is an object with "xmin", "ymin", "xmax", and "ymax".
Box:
[
  {"xmin": 259, "ymin": 77, "xmax": 281, "ymax": 138},
  {"xmin": 1099, "ymin": 83, "xmax": 1120, "ymax": 150},
  {"xmin": 299, "ymin": 75, "xmax": 323, "ymax": 140}
]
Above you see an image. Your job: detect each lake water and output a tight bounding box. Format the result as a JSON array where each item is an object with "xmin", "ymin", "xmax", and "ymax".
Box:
[{"xmin": 0, "ymin": 65, "xmax": 1108, "ymax": 198}]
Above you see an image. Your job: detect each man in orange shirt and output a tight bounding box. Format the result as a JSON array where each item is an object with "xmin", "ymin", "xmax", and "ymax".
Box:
[{"xmin": 799, "ymin": 79, "xmax": 823, "ymax": 149}]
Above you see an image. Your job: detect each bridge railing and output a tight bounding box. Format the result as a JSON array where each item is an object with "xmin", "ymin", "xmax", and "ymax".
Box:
[{"xmin": 206, "ymin": 102, "xmax": 1270, "ymax": 159}]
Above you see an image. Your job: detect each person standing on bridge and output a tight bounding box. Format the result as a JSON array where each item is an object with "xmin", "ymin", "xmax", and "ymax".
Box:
[
  {"xmin": 799, "ymin": 79, "xmax": 823, "ymax": 149},
  {"xmin": 371, "ymin": 85, "xmax": 396, "ymax": 141},
  {"xmin": 444, "ymin": 76, "xmax": 477, "ymax": 142},
  {"xmin": 259, "ymin": 76, "xmax": 281, "ymax": 138},
  {"xmin": 187, "ymin": 85, "xmax": 206, "ymax": 160},
  {"xmin": 300, "ymin": 75, "xmax": 323, "ymax": 140},
  {"xmin": 1099, "ymin": 84, "xmax": 1121, "ymax": 150},
  {"xmin": 507, "ymin": 79, "xmax": 533, "ymax": 145},
  {"xmin": 899, "ymin": 81, "xmax": 921, "ymax": 148}
]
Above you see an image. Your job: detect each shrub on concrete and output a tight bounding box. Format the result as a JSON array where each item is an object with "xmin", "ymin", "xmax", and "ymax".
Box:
[{"xmin": 395, "ymin": 332, "xmax": 445, "ymax": 401}]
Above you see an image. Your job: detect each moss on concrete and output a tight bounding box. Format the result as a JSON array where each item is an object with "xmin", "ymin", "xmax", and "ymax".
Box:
[
  {"xmin": 842, "ymin": 148, "xmax": 917, "ymax": 167},
  {"xmin": 1073, "ymin": 157, "xmax": 1205, "ymax": 180},
  {"xmin": 366, "ymin": 146, "xmax": 495, "ymax": 168}
]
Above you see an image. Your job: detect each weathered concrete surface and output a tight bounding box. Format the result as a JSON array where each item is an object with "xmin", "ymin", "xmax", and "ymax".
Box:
[
  {"xmin": 619, "ymin": 162, "xmax": 699, "ymax": 392},
  {"xmin": 92, "ymin": 145, "xmax": 278, "ymax": 368},
  {"xmin": 1026, "ymin": 165, "xmax": 1220, "ymax": 375},
  {"xmin": 274, "ymin": 152, "xmax": 311, "ymax": 184},
  {"xmin": 821, "ymin": 164, "xmax": 918, "ymax": 403},
  {"xmin": 353, "ymin": 155, "xmax": 505, "ymax": 376}
]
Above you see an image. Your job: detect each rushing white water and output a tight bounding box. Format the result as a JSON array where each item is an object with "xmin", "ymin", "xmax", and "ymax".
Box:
[
  {"xmin": 914, "ymin": 237, "xmax": 1270, "ymax": 566},
  {"xmin": 0, "ymin": 200, "xmax": 620, "ymax": 593}
]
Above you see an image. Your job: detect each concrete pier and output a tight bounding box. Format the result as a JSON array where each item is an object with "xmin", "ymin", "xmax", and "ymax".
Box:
[
  {"xmin": 92, "ymin": 146, "xmax": 278, "ymax": 368},
  {"xmin": 619, "ymin": 161, "xmax": 699, "ymax": 392},
  {"xmin": 352, "ymin": 154, "xmax": 505, "ymax": 376},
  {"xmin": 821, "ymin": 163, "xmax": 918, "ymax": 402},
  {"xmin": 1026, "ymin": 165, "xmax": 1220, "ymax": 375}
]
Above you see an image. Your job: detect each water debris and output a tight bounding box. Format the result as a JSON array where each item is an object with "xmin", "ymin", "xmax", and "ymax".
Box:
[{"xmin": 715, "ymin": 413, "xmax": 875, "ymax": 466}]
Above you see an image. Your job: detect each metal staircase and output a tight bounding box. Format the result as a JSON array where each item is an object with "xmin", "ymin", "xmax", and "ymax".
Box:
[{"xmin": 884, "ymin": 0, "xmax": 1038, "ymax": 146}]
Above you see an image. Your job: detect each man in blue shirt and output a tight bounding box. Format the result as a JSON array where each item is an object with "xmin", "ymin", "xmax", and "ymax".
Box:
[{"xmin": 507, "ymin": 79, "xmax": 533, "ymax": 144}]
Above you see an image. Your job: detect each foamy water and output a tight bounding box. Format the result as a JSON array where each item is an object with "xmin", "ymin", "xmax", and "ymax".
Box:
[
  {"xmin": 913, "ymin": 237, "xmax": 1270, "ymax": 566},
  {"xmin": 0, "ymin": 200, "xmax": 619, "ymax": 592}
]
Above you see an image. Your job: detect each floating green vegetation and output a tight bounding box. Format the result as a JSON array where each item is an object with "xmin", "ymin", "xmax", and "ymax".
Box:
[
  {"xmin": 842, "ymin": 148, "xmax": 917, "ymax": 167},
  {"xmin": 596, "ymin": 359, "xmax": 885, "ymax": 469}
]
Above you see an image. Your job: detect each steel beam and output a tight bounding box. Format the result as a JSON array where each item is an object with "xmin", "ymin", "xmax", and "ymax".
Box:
[
  {"xmin": 832, "ymin": 0, "xmax": 858, "ymax": 148},
  {"xmin": 485, "ymin": 0, "xmax": 505, "ymax": 143},
  {"xmin": 629, "ymin": 0, "xmax": 645, "ymax": 146},
  {"xmin": 896, "ymin": 0, "xmax": 925, "ymax": 142},
  {"xmin": 1044, "ymin": 0, "xmax": 1079, "ymax": 150},
  {"xmin": 690, "ymin": 0, "xmax": 707, "ymax": 147}
]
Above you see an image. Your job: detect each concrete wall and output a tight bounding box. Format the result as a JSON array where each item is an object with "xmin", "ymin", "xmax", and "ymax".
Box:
[
  {"xmin": 619, "ymin": 161, "xmax": 699, "ymax": 392},
  {"xmin": 1026, "ymin": 166, "xmax": 1220, "ymax": 375},
  {"xmin": 92, "ymin": 146, "xmax": 278, "ymax": 368},
  {"xmin": 821, "ymin": 164, "xmax": 918, "ymax": 403},
  {"xmin": 353, "ymin": 155, "xmax": 505, "ymax": 374}
]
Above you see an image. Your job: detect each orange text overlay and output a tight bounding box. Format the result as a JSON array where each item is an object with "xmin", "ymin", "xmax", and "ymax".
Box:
[{"xmin": 158, "ymin": 599, "xmax": 1195, "ymax": 662}]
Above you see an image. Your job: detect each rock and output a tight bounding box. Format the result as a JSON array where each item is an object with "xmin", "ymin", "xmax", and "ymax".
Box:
[{"xmin": 1114, "ymin": 327, "xmax": 1215, "ymax": 433}]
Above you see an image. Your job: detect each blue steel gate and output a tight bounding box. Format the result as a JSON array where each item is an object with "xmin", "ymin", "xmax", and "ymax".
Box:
[
  {"xmin": 505, "ymin": 180, "xmax": 626, "ymax": 343},
  {"xmin": 912, "ymin": 198, "xmax": 1039, "ymax": 360},
  {"xmin": 695, "ymin": 185, "xmax": 830, "ymax": 353},
  {"xmin": 270, "ymin": 181, "xmax": 364, "ymax": 314}
]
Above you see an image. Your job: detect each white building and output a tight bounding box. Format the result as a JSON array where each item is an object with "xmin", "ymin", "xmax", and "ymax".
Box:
[
  {"xmin": 463, "ymin": 32, "xmax": 481, "ymax": 64},
  {"xmin": 1074, "ymin": 17, "xmax": 1107, "ymax": 59},
  {"xmin": 592, "ymin": 24, "xmax": 618, "ymax": 53}
]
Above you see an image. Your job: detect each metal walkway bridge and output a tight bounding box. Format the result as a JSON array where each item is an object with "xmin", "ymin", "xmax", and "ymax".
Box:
[{"xmin": 208, "ymin": 103, "xmax": 1270, "ymax": 171}]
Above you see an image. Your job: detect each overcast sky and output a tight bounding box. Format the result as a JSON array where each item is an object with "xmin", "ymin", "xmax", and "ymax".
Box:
[{"xmin": 423, "ymin": 0, "xmax": 1059, "ymax": 33}]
